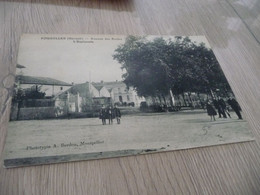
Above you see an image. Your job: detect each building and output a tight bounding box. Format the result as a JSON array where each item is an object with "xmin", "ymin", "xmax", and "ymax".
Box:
[
  {"xmin": 11, "ymin": 78, "xmax": 145, "ymax": 120},
  {"xmin": 54, "ymin": 91, "xmax": 82, "ymax": 116},
  {"xmin": 11, "ymin": 75, "xmax": 73, "ymax": 120},
  {"xmin": 92, "ymin": 81, "xmax": 145, "ymax": 107},
  {"xmin": 55, "ymin": 81, "xmax": 145, "ymax": 115},
  {"xmin": 16, "ymin": 75, "xmax": 72, "ymax": 97},
  {"xmin": 55, "ymin": 82, "xmax": 112, "ymax": 114},
  {"xmin": 92, "ymin": 83, "xmax": 111, "ymax": 98}
]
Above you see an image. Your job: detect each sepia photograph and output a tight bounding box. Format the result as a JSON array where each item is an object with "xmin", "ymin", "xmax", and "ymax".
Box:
[{"xmin": 3, "ymin": 34, "xmax": 254, "ymax": 168}]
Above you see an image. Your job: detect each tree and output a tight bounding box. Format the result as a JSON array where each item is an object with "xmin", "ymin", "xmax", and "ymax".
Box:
[
  {"xmin": 113, "ymin": 36, "xmax": 171, "ymax": 98},
  {"xmin": 12, "ymin": 85, "xmax": 46, "ymax": 120},
  {"xmin": 113, "ymin": 35, "xmax": 233, "ymax": 104},
  {"xmin": 24, "ymin": 86, "xmax": 46, "ymax": 99}
]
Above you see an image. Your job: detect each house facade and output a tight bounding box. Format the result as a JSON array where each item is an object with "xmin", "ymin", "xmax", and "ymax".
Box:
[
  {"xmin": 92, "ymin": 81, "xmax": 145, "ymax": 107},
  {"xmin": 11, "ymin": 77, "xmax": 146, "ymax": 120},
  {"xmin": 54, "ymin": 82, "xmax": 112, "ymax": 115},
  {"xmin": 11, "ymin": 75, "xmax": 73, "ymax": 120},
  {"xmin": 16, "ymin": 75, "xmax": 72, "ymax": 97}
]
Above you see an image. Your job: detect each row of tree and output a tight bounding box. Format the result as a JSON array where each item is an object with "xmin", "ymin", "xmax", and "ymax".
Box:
[{"xmin": 113, "ymin": 36, "xmax": 232, "ymax": 104}]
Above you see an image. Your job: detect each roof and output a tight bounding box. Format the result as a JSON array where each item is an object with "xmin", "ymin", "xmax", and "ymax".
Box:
[
  {"xmin": 16, "ymin": 75, "xmax": 72, "ymax": 86},
  {"xmin": 92, "ymin": 83, "xmax": 104, "ymax": 91},
  {"xmin": 92, "ymin": 81, "xmax": 126, "ymax": 90},
  {"xmin": 69, "ymin": 83, "xmax": 91, "ymax": 97},
  {"xmin": 54, "ymin": 82, "xmax": 91, "ymax": 99}
]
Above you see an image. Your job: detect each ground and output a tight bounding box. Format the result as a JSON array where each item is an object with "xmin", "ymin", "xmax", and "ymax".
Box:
[{"xmin": 4, "ymin": 110, "xmax": 254, "ymax": 167}]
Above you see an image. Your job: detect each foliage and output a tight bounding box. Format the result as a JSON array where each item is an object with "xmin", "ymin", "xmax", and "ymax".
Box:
[
  {"xmin": 113, "ymin": 36, "xmax": 231, "ymax": 98},
  {"xmin": 12, "ymin": 85, "xmax": 46, "ymax": 102}
]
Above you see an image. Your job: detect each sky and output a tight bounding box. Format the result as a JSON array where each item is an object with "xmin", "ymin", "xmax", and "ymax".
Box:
[{"xmin": 17, "ymin": 34, "xmax": 211, "ymax": 84}]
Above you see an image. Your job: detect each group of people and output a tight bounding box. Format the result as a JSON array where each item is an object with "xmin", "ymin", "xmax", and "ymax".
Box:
[
  {"xmin": 206, "ymin": 97, "xmax": 242, "ymax": 121},
  {"xmin": 99, "ymin": 105, "xmax": 121, "ymax": 125}
]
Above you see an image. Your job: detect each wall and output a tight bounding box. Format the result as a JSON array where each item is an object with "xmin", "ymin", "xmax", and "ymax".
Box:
[
  {"xmin": 10, "ymin": 106, "xmax": 56, "ymax": 120},
  {"xmin": 89, "ymin": 84, "xmax": 100, "ymax": 97},
  {"xmin": 112, "ymin": 86, "xmax": 145, "ymax": 106},
  {"xmin": 99, "ymin": 87, "xmax": 110, "ymax": 97}
]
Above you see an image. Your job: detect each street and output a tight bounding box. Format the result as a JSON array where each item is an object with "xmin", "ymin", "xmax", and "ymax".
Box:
[{"xmin": 4, "ymin": 110, "xmax": 254, "ymax": 166}]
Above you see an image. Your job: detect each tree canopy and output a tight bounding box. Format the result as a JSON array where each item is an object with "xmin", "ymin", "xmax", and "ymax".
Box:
[{"xmin": 113, "ymin": 35, "xmax": 231, "ymax": 98}]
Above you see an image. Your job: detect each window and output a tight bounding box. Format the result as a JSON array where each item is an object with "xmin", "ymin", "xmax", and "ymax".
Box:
[{"xmin": 127, "ymin": 95, "xmax": 130, "ymax": 101}]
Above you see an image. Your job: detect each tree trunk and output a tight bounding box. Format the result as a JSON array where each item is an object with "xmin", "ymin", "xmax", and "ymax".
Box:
[
  {"xmin": 209, "ymin": 88, "xmax": 215, "ymax": 99},
  {"xmin": 197, "ymin": 93, "xmax": 203, "ymax": 108},
  {"xmin": 162, "ymin": 94, "xmax": 167, "ymax": 105},
  {"xmin": 187, "ymin": 92, "xmax": 194, "ymax": 108},
  {"xmin": 152, "ymin": 97, "xmax": 156, "ymax": 104},
  {"xmin": 181, "ymin": 93, "xmax": 187, "ymax": 106},
  {"xmin": 176, "ymin": 95, "xmax": 180, "ymax": 106},
  {"xmin": 158, "ymin": 95, "xmax": 162, "ymax": 104}
]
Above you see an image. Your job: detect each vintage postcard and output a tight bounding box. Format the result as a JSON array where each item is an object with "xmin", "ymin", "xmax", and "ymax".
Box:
[{"xmin": 3, "ymin": 34, "xmax": 254, "ymax": 168}]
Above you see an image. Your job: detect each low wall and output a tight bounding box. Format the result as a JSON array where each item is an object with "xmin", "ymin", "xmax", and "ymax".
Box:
[
  {"xmin": 10, "ymin": 106, "xmax": 143, "ymax": 121},
  {"xmin": 11, "ymin": 107, "xmax": 56, "ymax": 120}
]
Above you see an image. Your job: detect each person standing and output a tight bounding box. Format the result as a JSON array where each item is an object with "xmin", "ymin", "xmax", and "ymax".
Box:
[
  {"xmin": 107, "ymin": 106, "xmax": 114, "ymax": 125},
  {"xmin": 213, "ymin": 98, "xmax": 222, "ymax": 118},
  {"xmin": 99, "ymin": 105, "xmax": 107, "ymax": 125},
  {"xmin": 114, "ymin": 105, "xmax": 121, "ymax": 124},
  {"xmin": 218, "ymin": 97, "xmax": 230, "ymax": 118},
  {"xmin": 213, "ymin": 98, "xmax": 226, "ymax": 118},
  {"xmin": 227, "ymin": 97, "xmax": 243, "ymax": 119},
  {"xmin": 206, "ymin": 100, "xmax": 217, "ymax": 121}
]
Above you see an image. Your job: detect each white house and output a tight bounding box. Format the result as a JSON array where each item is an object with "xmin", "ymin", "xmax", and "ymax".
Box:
[
  {"xmin": 92, "ymin": 83, "xmax": 111, "ymax": 98},
  {"xmin": 16, "ymin": 75, "xmax": 72, "ymax": 97},
  {"xmin": 92, "ymin": 81, "xmax": 145, "ymax": 107}
]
